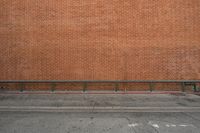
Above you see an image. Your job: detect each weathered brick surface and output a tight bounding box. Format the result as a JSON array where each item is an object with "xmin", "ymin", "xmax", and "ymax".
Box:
[{"xmin": 0, "ymin": 0, "xmax": 200, "ymax": 84}]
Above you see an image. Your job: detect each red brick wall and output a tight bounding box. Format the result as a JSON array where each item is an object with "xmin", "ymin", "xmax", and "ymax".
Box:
[{"xmin": 0, "ymin": 0, "xmax": 200, "ymax": 81}]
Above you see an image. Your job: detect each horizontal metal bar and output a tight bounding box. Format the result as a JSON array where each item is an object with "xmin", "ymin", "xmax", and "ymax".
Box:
[{"xmin": 0, "ymin": 80, "xmax": 200, "ymax": 83}]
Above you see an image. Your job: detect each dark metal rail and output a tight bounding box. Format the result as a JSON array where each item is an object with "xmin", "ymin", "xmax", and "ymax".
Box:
[
  {"xmin": 0, "ymin": 80, "xmax": 200, "ymax": 83},
  {"xmin": 0, "ymin": 80, "xmax": 199, "ymax": 92}
]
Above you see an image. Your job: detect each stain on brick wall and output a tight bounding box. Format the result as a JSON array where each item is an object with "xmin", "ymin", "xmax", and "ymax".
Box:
[{"xmin": 0, "ymin": 0, "xmax": 200, "ymax": 81}]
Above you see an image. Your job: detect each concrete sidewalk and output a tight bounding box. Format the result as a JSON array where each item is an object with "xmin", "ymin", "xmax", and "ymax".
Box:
[{"xmin": 0, "ymin": 92, "xmax": 200, "ymax": 112}]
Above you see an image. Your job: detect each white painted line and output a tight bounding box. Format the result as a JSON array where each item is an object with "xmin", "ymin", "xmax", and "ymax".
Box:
[
  {"xmin": 166, "ymin": 124, "xmax": 176, "ymax": 127},
  {"xmin": 128, "ymin": 123, "xmax": 139, "ymax": 127},
  {"xmin": 148, "ymin": 121, "xmax": 159, "ymax": 128}
]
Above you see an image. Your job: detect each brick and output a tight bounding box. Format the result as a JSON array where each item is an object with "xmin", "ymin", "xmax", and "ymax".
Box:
[{"xmin": 0, "ymin": 0, "xmax": 200, "ymax": 91}]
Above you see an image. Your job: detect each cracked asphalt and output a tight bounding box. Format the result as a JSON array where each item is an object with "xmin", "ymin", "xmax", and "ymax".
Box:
[
  {"xmin": 0, "ymin": 112, "xmax": 200, "ymax": 133},
  {"xmin": 0, "ymin": 93, "xmax": 200, "ymax": 133}
]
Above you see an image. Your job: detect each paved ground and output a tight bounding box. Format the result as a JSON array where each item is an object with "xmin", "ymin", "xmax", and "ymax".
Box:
[
  {"xmin": 0, "ymin": 92, "xmax": 200, "ymax": 108},
  {"xmin": 0, "ymin": 112, "xmax": 200, "ymax": 133},
  {"xmin": 0, "ymin": 93, "xmax": 200, "ymax": 133}
]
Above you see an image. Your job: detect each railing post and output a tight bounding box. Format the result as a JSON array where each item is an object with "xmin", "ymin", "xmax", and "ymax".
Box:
[
  {"xmin": 193, "ymin": 83, "xmax": 197, "ymax": 92},
  {"xmin": 83, "ymin": 82, "xmax": 87, "ymax": 92},
  {"xmin": 19, "ymin": 83, "xmax": 25, "ymax": 92},
  {"xmin": 115, "ymin": 83, "xmax": 119, "ymax": 92},
  {"xmin": 181, "ymin": 82, "xmax": 185, "ymax": 92},
  {"xmin": 51, "ymin": 83, "xmax": 56, "ymax": 92},
  {"xmin": 149, "ymin": 82, "xmax": 154, "ymax": 92}
]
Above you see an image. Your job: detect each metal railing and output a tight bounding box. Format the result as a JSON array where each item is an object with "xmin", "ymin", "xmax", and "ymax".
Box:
[
  {"xmin": 0, "ymin": 80, "xmax": 200, "ymax": 92},
  {"xmin": 0, "ymin": 80, "xmax": 200, "ymax": 83}
]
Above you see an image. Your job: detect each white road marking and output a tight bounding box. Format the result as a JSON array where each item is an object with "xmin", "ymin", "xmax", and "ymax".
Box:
[
  {"xmin": 165, "ymin": 124, "xmax": 196, "ymax": 128},
  {"xmin": 128, "ymin": 123, "xmax": 139, "ymax": 127},
  {"xmin": 152, "ymin": 124, "xmax": 159, "ymax": 128},
  {"xmin": 179, "ymin": 124, "xmax": 194, "ymax": 127},
  {"xmin": 147, "ymin": 121, "xmax": 197, "ymax": 129},
  {"xmin": 166, "ymin": 124, "xmax": 176, "ymax": 127},
  {"xmin": 148, "ymin": 121, "xmax": 159, "ymax": 128}
]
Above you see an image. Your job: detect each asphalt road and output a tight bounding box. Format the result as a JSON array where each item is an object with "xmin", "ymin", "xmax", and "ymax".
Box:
[
  {"xmin": 0, "ymin": 112, "xmax": 200, "ymax": 133},
  {"xmin": 0, "ymin": 93, "xmax": 200, "ymax": 133}
]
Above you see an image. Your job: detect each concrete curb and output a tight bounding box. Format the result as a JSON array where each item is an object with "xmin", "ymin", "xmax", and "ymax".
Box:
[{"xmin": 1, "ymin": 106, "xmax": 200, "ymax": 112}]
